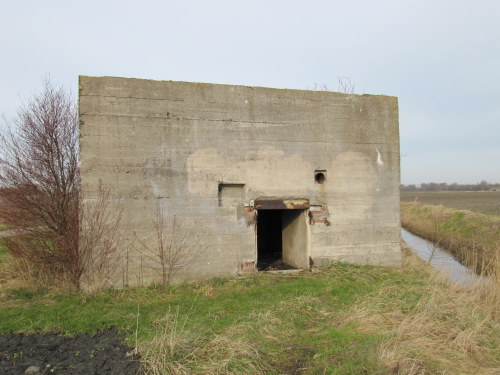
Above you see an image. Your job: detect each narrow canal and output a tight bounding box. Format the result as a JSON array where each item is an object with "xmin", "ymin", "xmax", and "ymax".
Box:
[{"xmin": 401, "ymin": 228, "xmax": 480, "ymax": 286}]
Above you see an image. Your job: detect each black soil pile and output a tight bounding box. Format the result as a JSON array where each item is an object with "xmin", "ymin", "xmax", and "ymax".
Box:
[{"xmin": 0, "ymin": 329, "xmax": 141, "ymax": 375}]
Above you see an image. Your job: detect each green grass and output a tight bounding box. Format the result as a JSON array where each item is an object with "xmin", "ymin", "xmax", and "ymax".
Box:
[
  {"xmin": 1, "ymin": 244, "xmax": 498, "ymax": 374},
  {"xmin": 0, "ymin": 266, "xmax": 398, "ymax": 335},
  {"xmin": 0, "ymin": 258, "xmax": 423, "ymax": 373}
]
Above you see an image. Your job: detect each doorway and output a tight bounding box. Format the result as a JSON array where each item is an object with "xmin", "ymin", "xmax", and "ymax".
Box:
[
  {"xmin": 256, "ymin": 209, "xmax": 310, "ymax": 270},
  {"xmin": 256, "ymin": 210, "xmax": 282, "ymax": 269}
]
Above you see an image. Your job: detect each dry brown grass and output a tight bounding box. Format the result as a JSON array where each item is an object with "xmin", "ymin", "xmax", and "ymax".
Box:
[
  {"xmin": 0, "ymin": 253, "xmax": 29, "ymax": 299},
  {"xmin": 139, "ymin": 308, "xmax": 271, "ymax": 375},
  {"xmin": 138, "ymin": 243, "xmax": 500, "ymax": 374},
  {"xmin": 346, "ymin": 245, "xmax": 500, "ymax": 374},
  {"xmin": 401, "ymin": 201, "xmax": 500, "ymax": 276},
  {"xmin": 0, "ymin": 256, "xmax": 78, "ymax": 300},
  {"xmin": 0, "ymin": 237, "xmax": 81, "ymax": 296}
]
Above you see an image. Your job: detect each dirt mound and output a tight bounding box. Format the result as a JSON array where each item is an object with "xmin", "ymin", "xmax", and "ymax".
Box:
[
  {"xmin": 0, "ymin": 329, "xmax": 141, "ymax": 375},
  {"xmin": 264, "ymin": 259, "xmax": 295, "ymax": 271}
]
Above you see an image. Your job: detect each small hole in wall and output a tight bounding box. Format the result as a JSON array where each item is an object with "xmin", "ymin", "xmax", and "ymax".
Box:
[{"xmin": 314, "ymin": 171, "xmax": 326, "ymax": 184}]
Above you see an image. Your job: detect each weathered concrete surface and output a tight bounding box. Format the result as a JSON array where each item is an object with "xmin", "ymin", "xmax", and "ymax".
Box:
[
  {"xmin": 282, "ymin": 210, "xmax": 310, "ymax": 268},
  {"xmin": 79, "ymin": 76, "xmax": 401, "ymax": 287}
]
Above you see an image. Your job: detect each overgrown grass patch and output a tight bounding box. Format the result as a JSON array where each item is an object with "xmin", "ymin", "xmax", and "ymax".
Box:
[
  {"xmin": 401, "ymin": 201, "xmax": 500, "ymax": 275},
  {"xmin": 1, "ymin": 245, "xmax": 498, "ymax": 374},
  {"xmin": 0, "ymin": 239, "xmax": 7, "ymax": 257}
]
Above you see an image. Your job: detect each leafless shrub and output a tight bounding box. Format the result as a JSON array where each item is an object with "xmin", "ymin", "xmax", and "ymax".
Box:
[
  {"xmin": 311, "ymin": 82, "xmax": 330, "ymax": 91},
  {"xmin": 0, "ymin": 79, "xmax": 80, "ymax": 288},
  {"xmin": 337, "ymin": 76, "xmax": 355, "ymax": 94},
  {"xmin": 0, "ymin": 79, "xmax": 121, "ymax": 290},
  {"xmin": 310, "ymin": 77, "xmax": 356, "ymax": 94},
  {"xmin": 134, "ymin": 200, "xmax": 201, "ymax": 287},
  {"xmin": 79, "ymin": 184, "xmax": 122, "ymax": 291}
]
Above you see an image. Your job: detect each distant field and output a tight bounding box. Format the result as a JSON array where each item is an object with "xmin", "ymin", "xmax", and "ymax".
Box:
[{"xmin": 401, "ymin": 191, "xmax": 500, "ymax": 216}]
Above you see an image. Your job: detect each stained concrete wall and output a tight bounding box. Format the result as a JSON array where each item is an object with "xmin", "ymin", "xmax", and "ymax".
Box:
[
  {"xmin": 79, "ymin": 76, "xmax": 401, "ymax": 287},
  {"xmin": 282, "ymin": 210, "xmax": 310, "ymax": 269}
]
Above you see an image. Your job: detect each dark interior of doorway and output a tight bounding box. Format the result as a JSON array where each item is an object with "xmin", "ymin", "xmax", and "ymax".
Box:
[{"xmin": 257, "ymin": 210, "xmax": 294, "ymax": 271}]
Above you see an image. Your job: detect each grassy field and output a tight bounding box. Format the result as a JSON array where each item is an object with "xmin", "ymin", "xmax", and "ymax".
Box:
[
  {"xmin": 401, "ymin": 191, "xmax": 500, "ymax": 216},
  {"xmin": 1, "ymin": 240, "xmax": 499, "ymax": 374}
]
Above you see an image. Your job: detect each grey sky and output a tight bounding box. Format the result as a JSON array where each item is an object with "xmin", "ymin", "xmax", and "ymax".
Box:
[{"xmin": 1, "ymin": 0, "xmax": 499, "ymax": 184}]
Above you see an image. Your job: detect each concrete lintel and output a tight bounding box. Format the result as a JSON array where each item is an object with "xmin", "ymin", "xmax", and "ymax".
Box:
[{"xmin": 254, "ymin": 198, "xmax": 309, "ymax": 210}]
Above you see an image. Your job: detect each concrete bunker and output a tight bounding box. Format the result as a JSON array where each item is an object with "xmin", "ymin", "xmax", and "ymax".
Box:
[
  {"xmin": 255, "ymin": 198, "xmax": 310, "ymax": 270},
  {"xmin": 79, "ymin": 76, "xmax": 402, "ymax": 287}
]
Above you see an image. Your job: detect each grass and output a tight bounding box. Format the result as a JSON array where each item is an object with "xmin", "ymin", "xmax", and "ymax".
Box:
[
  {"xmin": 0, "ymin": 213, "xmax": 12, "ymax": 230},
  {"xmin": 349, "ymin": 244, "xmax": 499, "ymax": 374},
  {"xmin": 401, "ymin": 201, "xmax": 500, "ymax": 276},
  {"xmin": 1, "ymin": 238, "xmax": 499, "ymax": 374},
  {"xmin": 401, "ymin": 191, "xmax": 500, "ymax": 216}
]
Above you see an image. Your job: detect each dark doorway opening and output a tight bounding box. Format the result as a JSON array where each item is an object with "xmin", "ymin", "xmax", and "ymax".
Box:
[
  {"xmin": 257, "ymin": 210, "xmax": 283, "ymax": 270},
  {"xmin": 256, "ymin": 201, "xmax": 310, "ymax": 271}
]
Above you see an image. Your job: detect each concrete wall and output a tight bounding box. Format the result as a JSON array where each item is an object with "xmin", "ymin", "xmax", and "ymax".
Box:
[
  {"xmin": 79, "ymin": 76, "xmax": 401, "ymax": 287},
  {"xmin": 282, "ymin": 210, "xmax": 310, "ymax": 268}
]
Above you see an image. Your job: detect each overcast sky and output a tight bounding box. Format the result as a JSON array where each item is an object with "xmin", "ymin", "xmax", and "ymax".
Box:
[{"xmin": 1, "ymin": 0, "xmax": 498, "ymax": 185}]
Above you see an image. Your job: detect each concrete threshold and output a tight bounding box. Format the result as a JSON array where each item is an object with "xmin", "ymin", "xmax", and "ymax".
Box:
[{"xmin": 262, "ymin": 268, "xmax": 307, "ymax": 274}]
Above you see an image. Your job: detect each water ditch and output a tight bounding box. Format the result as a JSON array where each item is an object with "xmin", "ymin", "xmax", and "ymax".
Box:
[{"xmin": 401, "ymin": 228, "xmax": 480, "ymax": 286}]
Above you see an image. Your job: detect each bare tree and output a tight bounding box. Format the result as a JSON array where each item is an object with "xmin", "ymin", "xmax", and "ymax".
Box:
[
  {"xmin": 0, "ymin": 79, "xmax": 80, "ymax": 287},
  {"xmin": 134, "ymin": 201, "xmax": 200, "ymax": 287},
  {"xmin": 0, "ymin": 79, "xmax": 120, "ymax": 290}
]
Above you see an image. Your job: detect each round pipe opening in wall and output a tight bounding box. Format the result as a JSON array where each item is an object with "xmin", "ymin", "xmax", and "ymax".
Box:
[{"xmin": 314, "ymin": 171, "xmax": 326, "ymax": 184}]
